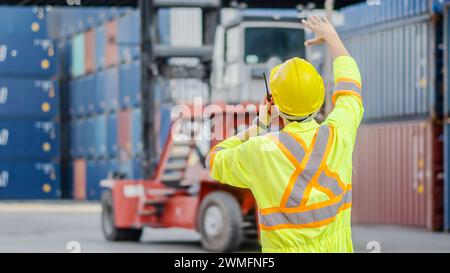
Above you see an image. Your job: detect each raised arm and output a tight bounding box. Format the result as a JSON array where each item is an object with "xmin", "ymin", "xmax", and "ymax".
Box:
[{"xmin": 302, "ymin": 16, "xmax": 363, "ymax": 145}]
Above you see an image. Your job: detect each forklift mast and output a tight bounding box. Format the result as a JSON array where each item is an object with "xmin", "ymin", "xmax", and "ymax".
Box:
[{"xmin": 138, "ymin": 0, "xmax": 221, "ymax": 178}]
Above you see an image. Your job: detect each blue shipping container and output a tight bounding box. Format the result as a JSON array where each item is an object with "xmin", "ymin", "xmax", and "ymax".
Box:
[
  {"xmin": 104, "ymin": 67, "xmax": 120, "ymax": 111},
  {"xmin": 0, "ymin": 161, "xmax": 60, "ymax": 199},
  {"xmin": 95, "ymin": 114, "xmax": 108, "ymax": 157},
  {"xmin": 107, "ymin": 112, "xmax": 118, "ymax": 157},
  {"xmin": 95, "ymin": 24, "xmax": 106, "ymax": 70},
  {"xmin": 0, "ymin": 119, "xmax": 59, "ymax": 159},
  {"xmin": 95, "ymin": 70, "xmax": 107, "ymax": 113},
  {"xmin": 119, "ymin": 60, "xmax": 141, "ymax": 108},
  {"xmin": 0, "ymin": 7, "xmax": 50, "ymax": 38},
  {"xmin": 0, "ymin": 78, "xmax": 58, "ymax": 118},
  {"xmin": 0, "ymin": 37, "xmax": 57, "ymax": 77},
  {"xmin": 71, "ymin": 33, "xmax": 85, "ymax": 78},
  {"xmin": 118, "ymin": 10, "xmax": 141, "ymax": 63},
  {"xmin": 131, "ymin": 108, "xmax": 143, "ymax": 156}
]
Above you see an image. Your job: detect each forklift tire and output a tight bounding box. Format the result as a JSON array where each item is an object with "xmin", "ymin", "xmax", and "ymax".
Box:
[
  {"xmin": 198, "ymin": 191, "xmax": 243, "ymax": 252},
  {"xmin": 101, "ymin": 190, "xmax": 142, "ymax": 242}
]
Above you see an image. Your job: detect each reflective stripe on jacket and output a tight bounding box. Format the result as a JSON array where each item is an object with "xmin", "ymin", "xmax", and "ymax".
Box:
[{"xmin": 206, "ymin": 56, "xmax": 364, "ymax": 253}]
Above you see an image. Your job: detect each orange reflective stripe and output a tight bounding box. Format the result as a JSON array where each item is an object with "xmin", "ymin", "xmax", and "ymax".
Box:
[
  {"xmin": 336, "ymin": 77, "xmax": 361, "ymax": 89},
  {"xmin": 332, "ymin": 90, "xmax": 363, "ymax": 105},
  {"xmin": 279, "ymin": 132, "xmax": 316, "ymax": 207},
  {"xmin": 299, "ymin": 126, "xmax": 334, "ymax": 207}
]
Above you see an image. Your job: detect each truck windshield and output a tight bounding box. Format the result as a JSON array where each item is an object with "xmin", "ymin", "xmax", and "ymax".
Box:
[{"xmin": 244, "ymin": 27, "xmax": 305, "ymax": 64}]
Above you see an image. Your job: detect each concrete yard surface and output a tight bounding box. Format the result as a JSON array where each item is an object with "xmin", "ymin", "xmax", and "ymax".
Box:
[{"xmin": 0, "ymin": 201, "xmax": 449, "ymax": 253}]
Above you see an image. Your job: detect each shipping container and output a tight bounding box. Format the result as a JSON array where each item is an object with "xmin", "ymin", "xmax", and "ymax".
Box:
[
  {"xmin": 353, "ymin": 119, "xmax": 443, "ymax": 230},
  {"xmin": 0, "ymin": 160, "xmax": 60, "ymax": 199},
  {"xmin": 104, "ymin": 67, "xmax": 120, "ymax": 111},
  {"xmin": 72, "ymin": 158, "xmax": 86, "ymax": 200},
  {"xmin": 0, "ymin": 6, "xmax": 51, "ymax": 38},
  {"xmin": 117, "ymin": 10, "xmax": 140, "ymax": 63},
  {"xmin": 85, "ymin": 74, "xmax": 97, "ymax": 115},
  {"xmin": 105, "ymin": 20, "xmax": 119, "ymax": 68},
  {"xmin": 95, "ymin": 69, "xmax": 107, "ymax": 113},
  {"xmin": 337, "ymin": 10, "xmax": 440, "ymax": 122},
  {"xmin": 118, "ymin": 109, "xmax": 131, "ymax": 156},
  {"xmin": 119, "ymin": 60, "xmax": 141, "ymax": 108},
  {"xmin": 340, "ymin": 0, "xmax": 431, "ymax": 32},
  {"xmin": 0, "ymin": 119, "xmax": 59, "ymax": 159},
  {"xmin": 107, "ymin": 112, "xmax": 118, "ymax": 157},
  {"xmin": 120, "ymin": 157, "xmax": 144, "ymax": 180},
  {"xmin": 0, "ymin": 37, "xmax": 57, "ymax": 77},
  {"xmin": 84, "ymin": 29, "xmax": 96, "ymax": 74},
  {"xmin": 71, "ymin": 33, "xmax": 85, "ymax": 78},
  {"xmin": 0, "ymin": 78, "xmax": 58, "ymax": 118},
  {"xmin": 131, "ymin": 108, "xmax": 143, "ymax": 156},
  {"xmin": 95, "ymin": 24, "xmax": 106, "ymax": 70},
  {"xmin": 94, "ymin": 114, "xmax": 108, "ymax": 158}
]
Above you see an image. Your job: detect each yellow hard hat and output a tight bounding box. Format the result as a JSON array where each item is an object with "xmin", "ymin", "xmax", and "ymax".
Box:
[{"xmin": 270, "ymin": 57, "xmax": 325, "ymax": 118}]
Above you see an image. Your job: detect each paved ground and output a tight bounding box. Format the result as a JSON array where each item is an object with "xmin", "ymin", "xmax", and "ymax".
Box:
[{"xmin": 0, "ymin": 201, "xmax": 450, "ymax": 253}]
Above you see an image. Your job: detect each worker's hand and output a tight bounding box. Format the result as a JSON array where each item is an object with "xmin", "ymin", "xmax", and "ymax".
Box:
[
  {"xmin": 257, "ymin": 100, "xmax": 277, "ymax": 130},
  {"xmin": 302, "ymin": 15, "xmax": 339, "ymax": 47}
]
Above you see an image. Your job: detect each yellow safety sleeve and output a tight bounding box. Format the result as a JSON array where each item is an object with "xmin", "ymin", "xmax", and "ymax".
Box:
[
  {"xmin": 206, "ymin": 136, "xmax": 254, "ymax": 189},
  {"xmin": 324, "ymin": 56, "xmax": 364, "ymax": 146}
]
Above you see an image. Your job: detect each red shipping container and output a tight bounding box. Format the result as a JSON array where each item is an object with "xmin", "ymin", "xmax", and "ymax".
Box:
[
  {"xmin": 118, "ymin": 109, "xmax": 131, "ymax": 156},
  {"xmin": 73, "ymin": 159, "xmax": 86, "ymax": 200},
  {"xmin": 84, "ymin": 29, "xmax": 96, "ymax": 74},
  {"xmin": 105, "ymin": 20, "xmax": 119, "ymax": 68},
  {"xmin": 352, "ymin": 119, "xmax": 443, "ymax": 230}
]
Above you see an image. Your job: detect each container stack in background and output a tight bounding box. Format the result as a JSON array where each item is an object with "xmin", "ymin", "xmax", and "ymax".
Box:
[
  {"xmin": 0, "ymin": 7, "xmax": 61, "ymax": 199},
  {"xmin": 54, "ymin": 7, "xmax": 206, "ymax": 200},
  {"xmin": 336, "ymin": 0, "xmax": 444, "ymax": 230}
]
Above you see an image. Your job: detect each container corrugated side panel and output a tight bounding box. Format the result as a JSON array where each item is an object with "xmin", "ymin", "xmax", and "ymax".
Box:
[
  {"xmin": 119, "ymin": 60, "xmax": 141, "ymax": 109},
  {"xmin": 353, "ymin": 119, "xmax": 443, "ymax": 230},
  {"xmin": 131, "ymin": 108, "xmax": 143, "ymax": 157},
  {"xmin": 71, "ymin": 33, "xmax": 85, "ymax": 78},
  {"xmin": 107, "ymin": 112, "xmax": 118, "ymax": 157},
  {"xmin": 95, "ymin": 24, "xmax": 106, "ymax": 71},
  {"xmin": 104, "ymin": 67, "xmax": 119, "ymax": 111},
  {"xmin": 118, "ymin": 110, "xmax": 131, "ymax": 156},
  {"xmin": 95, "ymin": 114, "xmax": 108, "ymax": 158},
  {"xmin": 85, "ymin": 74, "xmax": 97, "ymax": 115},
  {"xmin": 445, "ymin": 122, "xmax": 450, "ymax": 230},
  {"xmin": 170, "ymin": 8, "xmax": 202, "ymax": 47},
  {"xmin": 0, "ymin": 161, "xmax": 60, "ymax": 199},
  {"xmin": 95, "ymin": 70, "xmax": 107, "ymax": 113},
  {"xmin": 86, "ymin": 117, "xmax": 96, "ymax": 158},
  {"xmin": 85, "ymin": 29, "xmax": 96, "ymax": 74},
  {"xmin": 105, "ymin": 20, "xmax": 119, "ymax": 68},
  {"xmin": 118, "ymin": 10, "xmax": 140, "ymax": 63},
  {"xmin": 72, "ymin": 158, "xmax": 86, "ymax": 200},
  {"xmin": 0, "ymin": 120, "xmax": 59, "ymax": 159},
  {"xmin": 341, "ymin": 20, "xmax": 431, "ymax": 121},
  {"xmin": 86, "ymin": 160, "xmax": 103, "ymax": 200},
  {"xmin": 158, "ymin": 9, "xmax": 171, "ymax": 45},
  {"xmin": 0, "ymin": 78, "xmax": 58, "ymax": 118},
  {"xmin": 0, "ymin": 37, "xmax": 57, "ymax": 77}
]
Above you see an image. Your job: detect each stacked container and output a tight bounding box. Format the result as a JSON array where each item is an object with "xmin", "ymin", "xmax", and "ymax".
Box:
[
  {"xmin": 0, "ymin": 6, "xmax": 61, "ymax": 199},
  {"xmin": 333, "ymin": 0, "xmax": 444, "ymax": 230},
  {"xmin": 57, "ymin": 7, "xmax": 207, "ymax": 200}
]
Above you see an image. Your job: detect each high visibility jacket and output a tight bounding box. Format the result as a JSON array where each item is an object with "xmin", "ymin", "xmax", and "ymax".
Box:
[{"xmin": 206, "ymin": 56, "xmax": 363, "ymax": 253}]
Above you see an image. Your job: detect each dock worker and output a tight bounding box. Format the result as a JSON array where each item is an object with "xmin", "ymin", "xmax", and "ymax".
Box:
[{"xmin": 206, "ymin": 16, "xmax": 363, "ymax": 253}]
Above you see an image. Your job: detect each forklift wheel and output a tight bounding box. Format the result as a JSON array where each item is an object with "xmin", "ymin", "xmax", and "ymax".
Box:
[
  {"xmin": 198, "ymin": 191, "xmax": 243, "ymax": 252},
  {"xmin": 101, "ymin": 190, "xmax": 142, "ymax": 242}
]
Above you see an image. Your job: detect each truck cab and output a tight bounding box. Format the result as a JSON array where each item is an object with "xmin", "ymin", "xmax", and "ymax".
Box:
[{"xmin": 211, "ymin": 11, "xmax": 305, "ymax": 103}]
